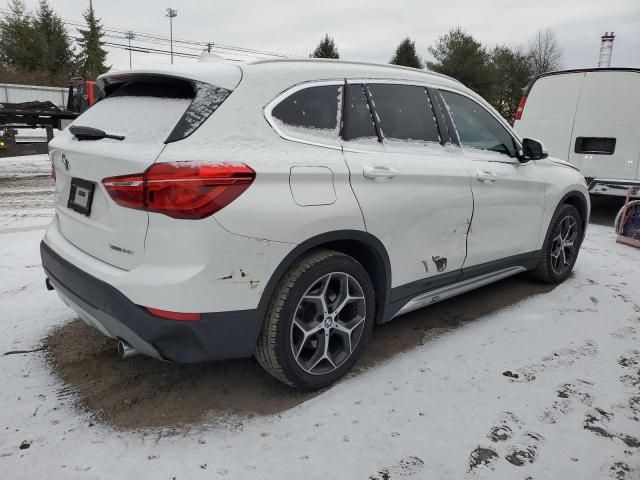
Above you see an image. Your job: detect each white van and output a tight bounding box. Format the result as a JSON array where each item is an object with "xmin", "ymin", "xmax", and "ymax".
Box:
[{"xmin": 514, "ymin": 68, "xmax": 640, "ymax": 196}]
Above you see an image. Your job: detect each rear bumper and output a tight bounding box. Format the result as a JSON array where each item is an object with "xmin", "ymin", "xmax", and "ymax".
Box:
[
  {"xmin": 588, "ymin": 178, "xmax": 640, "ymax": 197},
  {"xmin": 41, "ymin": 241, "xmax": 262, "ymax": 363}
]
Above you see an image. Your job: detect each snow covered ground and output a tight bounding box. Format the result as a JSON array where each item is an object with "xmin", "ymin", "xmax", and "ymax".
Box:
[
  {"xmin": 0, "ymin": 154, "xmax": 53, "ymax": 234},
  {"xmin": 0, "ymin": 155, "xmax": 639, "ymax": 479}
]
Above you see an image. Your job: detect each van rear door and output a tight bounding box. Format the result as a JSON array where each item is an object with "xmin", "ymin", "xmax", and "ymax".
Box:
[
  {"xmin": 569, "ymin": 71, "xmax": 640, "ymax": 180},
  {"xmin": 514, "ymin": 72, "xmax": 584, "ymax": 161}
]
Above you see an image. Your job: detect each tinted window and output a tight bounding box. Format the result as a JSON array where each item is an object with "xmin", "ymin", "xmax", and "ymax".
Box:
[
  {"xmin": 440, "ymin": 90, "xmax": 516, "ymax": 157},
  {"xmin": 110, "ymin": 79, "xmax": 195, "ymax": 99},
  {"xmin": 368, "ymin": 84, "xmax": 440, "ymax": 143},
  {"xmin": 343, "ymin": 84, "xmax": 377, "ymax": 141},
  {"xmin": 575, "ymin": 137, "xmax": 616, "ymax": 155},
  {"xmin": 272, "ymin": 85, "xmax": 341, "ymax": 139}
]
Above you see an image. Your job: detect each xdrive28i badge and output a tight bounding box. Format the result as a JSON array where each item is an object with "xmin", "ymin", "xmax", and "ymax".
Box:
[{"xmin": 61, "ymin": 154, "xmax": 70, "ymax": 171}]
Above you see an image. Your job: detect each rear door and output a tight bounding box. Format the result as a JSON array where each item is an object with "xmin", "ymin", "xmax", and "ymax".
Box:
[
  {"xmin": 569, "ymin": 71, "xmax": 640, "ymax": 180},
  {"xmin": 514, "ymin": 73, "xmax": 584, "ymax": 161},
  {"xmin": 439, "ymin": 89, "xmax": 546, "ymax": 267},
  {"xmin": 341, "ymin": 82, "xmax": 473, "ymax": 298},
  {"xmin": 48, "ymin": 73, "xmax": 238, "ymax": 270}
]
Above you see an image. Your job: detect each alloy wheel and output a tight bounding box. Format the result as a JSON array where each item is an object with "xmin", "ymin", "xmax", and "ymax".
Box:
[
  {"xmin": 550, "ymin": 215, "xmax": 578, "ymax": 275},
  {"xmin": 290, "ymin": 272, "xmax": 366, "ymax": 375}
]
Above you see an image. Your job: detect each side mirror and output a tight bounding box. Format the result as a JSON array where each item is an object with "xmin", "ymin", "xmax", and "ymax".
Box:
[{"xmin": 521, "ymin": 137, "xmax": 548, "ymax": 161}]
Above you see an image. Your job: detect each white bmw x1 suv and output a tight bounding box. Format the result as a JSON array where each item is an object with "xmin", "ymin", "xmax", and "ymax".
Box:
[{"xmin": 42, "ymin": 59, "xmax": 590, "ymax": 389}]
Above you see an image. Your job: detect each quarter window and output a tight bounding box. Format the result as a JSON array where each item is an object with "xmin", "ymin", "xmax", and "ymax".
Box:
[
  {"xmin": 368, "ymin": 84, "xmax": 440, "ymax": 143},
  {"xmin": 440, "ymin": 90, "xmax": 516, "ymax": 157},
  {"xmin": 271, "ymin": 85, "xmax": 342, "ymax": 142}
]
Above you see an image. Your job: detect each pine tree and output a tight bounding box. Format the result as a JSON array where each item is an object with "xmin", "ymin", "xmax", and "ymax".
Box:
[
  {"xmin": 311, "ymin": 34, "xmax": 339, "ymax": 59},
  {"xmin": 34, "ymin": 0, "xmax": 74, "ymax": 80},
  {"xmin": 76, "ymin": 0, "xmax": 109, "ymax": 79},
  {"xmin": 0, "ymin": 0, "xmax": 41, "ymax": 72},
  {"xmin": 488, "ymin": 46, "xmax": 532, "ymax": 121},
  {"xmin": 390, "ymin": 38, "xmax": 423, "ymax": 69},
  {"xmin": 427, "ymin": 27, "xmax": 493, "ymax": 98}
]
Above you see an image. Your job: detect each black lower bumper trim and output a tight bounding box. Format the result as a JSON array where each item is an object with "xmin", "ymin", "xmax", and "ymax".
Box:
[{"xmin": 40, "ymin": 241, "xmax": 262, "ymax": 363}]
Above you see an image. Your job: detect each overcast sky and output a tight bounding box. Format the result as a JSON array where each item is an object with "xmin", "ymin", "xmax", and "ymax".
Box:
[{"xmin": 12, "ymin": 0, "xmax": 640, "ymax": 71}]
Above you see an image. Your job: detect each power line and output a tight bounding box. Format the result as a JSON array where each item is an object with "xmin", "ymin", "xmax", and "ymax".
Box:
[
  {"xmin": 96, "ymin": 41, "xmax": 201, "ymax": 59},
  {"xmin": 94, "ymin": 32, "xmax": 276, "ymax": 61},
  {"xmin": 0, "ymin": 7, "xmax": 293, "ymax": 59}
]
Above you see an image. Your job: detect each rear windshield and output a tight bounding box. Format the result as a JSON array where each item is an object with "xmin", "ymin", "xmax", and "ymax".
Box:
[
  {"xmin": 110, "ymin": 79, "xmax": 194, "ymax": 99},
  {"xmin": 75, "ymin": 91, "xmax": 190, "ymax": 144},
  {"xmin": 88, "ymin": 76, "xmax": 232, "ymax": 144}
]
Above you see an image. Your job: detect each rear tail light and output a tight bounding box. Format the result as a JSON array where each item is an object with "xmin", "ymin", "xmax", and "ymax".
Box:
[
  {"xmin": 102, "ymin": 162, "xmax": 255, "ymax": 219},
  {"xmin": 145, "ymin": 307, "xmax": 201, "ymax": 321},
  {"xmin": 514, "ymin": 95, "xmax": 527, "ymax": 120}
]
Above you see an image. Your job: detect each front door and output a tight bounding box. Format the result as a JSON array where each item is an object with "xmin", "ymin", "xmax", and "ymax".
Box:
[{"xmin": 438, "ymin": 90, "xmax": 546, "ymax": 267}]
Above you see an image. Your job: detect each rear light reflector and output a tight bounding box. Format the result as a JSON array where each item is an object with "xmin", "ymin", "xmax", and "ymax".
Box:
[
  {"xmin": 102, "ymin": 162, "xmax": 255, "ymax": 219},
  {"xmin": 515, "ymin": 95, "xmax": 527, "ymax": 120},
  {"xmin": 145, "ymin": 307, "xmax": 201, "ymax": 321}
]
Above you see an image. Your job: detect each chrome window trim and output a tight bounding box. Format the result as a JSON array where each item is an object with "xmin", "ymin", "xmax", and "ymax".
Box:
[{"xmin": 263, "ymin": 77, "xmax": 520, "ymax": 158}]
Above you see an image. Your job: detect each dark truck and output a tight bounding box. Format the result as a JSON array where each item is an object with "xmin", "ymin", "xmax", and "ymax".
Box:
[{"xmin": 0, "ymin": 79, "xmax": 98, "ymax": 157}]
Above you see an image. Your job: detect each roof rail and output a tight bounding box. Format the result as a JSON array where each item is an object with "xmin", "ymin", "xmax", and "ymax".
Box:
[
  {"xmin": 247, "ymin": 58, "xmax": 463, "ymax": 85},
  {"xmin": 525, "ymin": 67, "xmax": 640, "ymax": 95}
]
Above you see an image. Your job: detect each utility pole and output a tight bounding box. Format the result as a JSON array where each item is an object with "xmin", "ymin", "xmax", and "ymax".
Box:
[
  {"xmin": 166, "ymin": 8, "xmax": 178, "ymax": 64},
  {"xmin": 125, "ymin": 31, "xmax": 135, "ymax": 68}
]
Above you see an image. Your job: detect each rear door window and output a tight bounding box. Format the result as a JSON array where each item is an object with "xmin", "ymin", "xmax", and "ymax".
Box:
[
  {"xmin": 440, "ymin": 90, "xmax": 516, "ymax": 157},
  {"xmin": 342, "ymin": 84, "xmax": 378, "ymax": 141},
  {"xmin": 271, "ymin": 85, "xmax": 342, "ymax": 143},
  {"xmin": 368, "ymin": 84, "xmax": 440, "ymax": 144}
]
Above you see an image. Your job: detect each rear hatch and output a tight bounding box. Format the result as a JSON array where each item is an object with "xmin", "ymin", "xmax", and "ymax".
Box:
[
  {"xmin": 568, "ymin": 70, "xmax": 640, "ymax": 180},
  {"xmin": 49, "ymin": 67, "xmax": 240, "ymax": 270},
  {"xmin": 513, "ymin": 72, "xmax": 584, "ymax": 161}
]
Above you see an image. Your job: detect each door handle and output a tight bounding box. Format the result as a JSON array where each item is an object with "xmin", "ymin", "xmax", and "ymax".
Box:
[
  {"xmin": 477, "ymin": 170, "xmax": 498, "ymax": 183},
  {"xmin": 363, "ymin": 165, "xmax": 399, "ymax": 181}
]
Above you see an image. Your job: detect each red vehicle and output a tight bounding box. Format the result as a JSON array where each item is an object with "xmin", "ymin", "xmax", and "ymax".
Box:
[{"xmin": 68, "ymin": 78, "xmax": 99, "ymax": 113}]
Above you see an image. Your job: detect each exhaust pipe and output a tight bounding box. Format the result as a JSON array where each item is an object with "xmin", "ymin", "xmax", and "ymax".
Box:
[{"xmin": 116, "ymin": 339, "xmax": 139, "ymax": 359}]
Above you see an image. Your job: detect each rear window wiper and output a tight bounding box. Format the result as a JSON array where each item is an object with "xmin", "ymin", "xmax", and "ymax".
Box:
[{"xmin": 69, "ymin": 125, "xmax": 125, "ymax": 141}]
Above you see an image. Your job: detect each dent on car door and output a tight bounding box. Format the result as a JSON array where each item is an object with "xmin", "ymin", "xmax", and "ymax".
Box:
[
  {"xmin": 438, "ymin": 90, "xmax": 546, "ymax": 268},
  {"xmin": 341, "ymin": 82, "xmax": 474, "ymax": 300}
]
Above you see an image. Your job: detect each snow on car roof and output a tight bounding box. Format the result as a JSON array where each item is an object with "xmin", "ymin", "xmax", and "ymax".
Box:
[
  {"xmin": 244, "ymin": 58, "xmax": 463, "ymax": 87},
  {"xmin": 101, "ymin": 58, "xmax": 463, "ymax": 94},
  {"xmin": 98, "ymin": 62, "xmax": 243, "ymax": 91}
]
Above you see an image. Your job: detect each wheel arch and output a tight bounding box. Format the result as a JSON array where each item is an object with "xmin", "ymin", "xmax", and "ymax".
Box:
[
  {"xmin": 559, "ymin": 190, "xmax": 589, "ymax": 234},
  {"xmin": 257, "ymin": 230, "xmax": 392, "ymax": 325}
]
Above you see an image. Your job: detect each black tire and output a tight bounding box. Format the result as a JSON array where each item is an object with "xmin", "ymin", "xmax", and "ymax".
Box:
[
  {"xmin": 531, "ymin": 204, "xmax": 583, "ymax": 284},
  {"xmin": 255, "ymin": 249, "xmax": 375, "ymax": 390}
]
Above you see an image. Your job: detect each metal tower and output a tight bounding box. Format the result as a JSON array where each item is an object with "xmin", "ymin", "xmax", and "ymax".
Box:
[{"xmin": 598, "ymin": 32, "xmax": 615, "ymax": 67}]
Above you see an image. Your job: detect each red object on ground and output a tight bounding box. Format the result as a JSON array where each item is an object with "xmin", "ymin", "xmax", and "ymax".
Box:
[{"xmin": 616, "ymin": 185, "xmax": 640, "ymax": 248}]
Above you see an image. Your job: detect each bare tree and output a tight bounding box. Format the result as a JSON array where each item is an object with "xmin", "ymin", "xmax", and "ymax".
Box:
[{"xmin": 528, "ymin": 29, "xmax": 563, "ymax": 77}]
